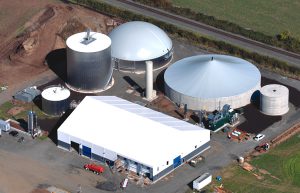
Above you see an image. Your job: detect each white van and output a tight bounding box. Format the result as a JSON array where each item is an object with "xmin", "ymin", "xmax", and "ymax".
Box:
[{"xmin": 0, "ymin": 120, "xmax": 10, "ymax": 132}]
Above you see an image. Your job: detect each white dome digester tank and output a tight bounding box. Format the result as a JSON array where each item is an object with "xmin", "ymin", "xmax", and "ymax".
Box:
[
  {"xmin": 109, "ymin": 21, "xmax": 173, "ymax": 73},
  {"xmin": 164, "ymin": 54, "xmax": 261, "ymax": 111}
]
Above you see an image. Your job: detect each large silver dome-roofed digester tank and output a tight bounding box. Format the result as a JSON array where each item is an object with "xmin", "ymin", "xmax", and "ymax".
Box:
[
  {"xmin": 260, "ymin": 84, "xmax": 289, "ymax": 116},
  {"xmin": 109, "ymin": 21, "xmax": 173, "ymax": 73},
  {"xmin": 41, "ymin": 85, "xmax": 71, "ymax": 116},
  {"xmin": 66, "ymin": 30, "xmax": 113, "ymax": 93},
  {"xmin": 164, "ymin": 54, "xmax": 261, "ymax": 112}
]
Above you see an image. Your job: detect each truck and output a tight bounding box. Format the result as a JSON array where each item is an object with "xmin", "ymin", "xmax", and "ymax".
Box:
[
  {"xmin": 84, "ymin": 164, "xmax": 104, "ymax": 175},
  {"xmin": 193, "ymin": 173, "xmax": 212, "ymax": 191}
]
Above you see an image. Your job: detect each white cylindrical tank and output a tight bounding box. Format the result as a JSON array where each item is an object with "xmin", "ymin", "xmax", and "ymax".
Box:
[
  {"xmin": 146, "ymin": 61, "xmax": 153, "ymax": 100},
  {"xmin": 66, "ymin": 31, "xmax": 113, "ymax": 93},
  {"xmin": 42, "ymin": 86, "xmax": 71, "ymax": 116},
  {"xmin": 260, "ymin": 84, "xmax": 289, "ymax": 116}
]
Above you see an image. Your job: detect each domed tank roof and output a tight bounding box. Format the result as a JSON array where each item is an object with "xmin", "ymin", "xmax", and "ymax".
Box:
[
  {"xmin": 109, "ymin": 21, "xmax": 172, "ymax": 61},
  {"xmin": 164, "ymin": 54, "xmax": 261, "ymax": 99},
  {"xmin": 66, "ymin": 31, "xmax": 111, "ymax": 53}
]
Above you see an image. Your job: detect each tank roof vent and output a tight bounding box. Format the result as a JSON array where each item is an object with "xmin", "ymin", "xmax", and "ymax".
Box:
[{"xmin": 81, "ymin": 28, "xmax": 96, "ymax": 45}]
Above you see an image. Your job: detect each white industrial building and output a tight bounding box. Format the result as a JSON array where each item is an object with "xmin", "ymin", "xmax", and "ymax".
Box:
[
  {"xmin": 164, "ymin": 54, "xmax": 261, "ymax": 111},
  {"xmin": 109, "ymin": 21, "xmax": 173, "ymax": 73},
  {"xmin": 57, "ymin": 96, "xmax": 210, "ymax": 181}
]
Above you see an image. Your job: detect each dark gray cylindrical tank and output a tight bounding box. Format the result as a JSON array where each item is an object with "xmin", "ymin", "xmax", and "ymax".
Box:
[
  {"xmin": 260, "ymin": 84, "xmax": 289, "ymax": 116},
  {"xmin": 66, "ymin": 32, "xmax": 113, "ymax": 93},
  {"xmin": 41, "ymin": 86, "xmax": 71, "ymax": 116}
]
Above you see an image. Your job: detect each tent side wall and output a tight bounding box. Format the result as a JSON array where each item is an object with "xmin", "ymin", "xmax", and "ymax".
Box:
[
  {"xmin": 165, "ymin": 81, "xmax": 261, "ymax": 111},
  {"xmin": 58, "ymin": 130, "xmax": 118, "ymax": 163},
  {"xmin": 57, "ymin": 131, "xmax": 70, "ymax": 150},
  {"xmin": 152, "ymin": 140, "xmax": 210, "ymax": 182}
]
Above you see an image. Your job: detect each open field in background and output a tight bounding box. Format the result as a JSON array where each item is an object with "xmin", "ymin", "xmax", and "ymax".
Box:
[
  {"xmin": 172, "ymin": 0, "xmax": 300, "ymax": 39},
  {"xmin": 0, "ymin": 0, "xmax": 60, "ymax": 40},
  {"xmin": 203, "ymin": 133, "xmax": 300, "ymax": 193}
]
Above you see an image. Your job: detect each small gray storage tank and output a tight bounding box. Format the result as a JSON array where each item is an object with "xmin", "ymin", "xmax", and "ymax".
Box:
[
  {"xmin": 66, "ymin": 31, "xmax": 113, "ymax": 93},
  {"xmin": 41, "ymin": 86, "xmax": 71, "ymax": 116},
  {"xmin": 260, "ymin": 84, "xmax": 289, "ymax": 116}
]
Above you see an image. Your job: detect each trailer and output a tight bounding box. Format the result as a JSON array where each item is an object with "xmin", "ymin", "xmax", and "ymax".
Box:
[
  {"xmin": 0, "ymin": 120, "xmax": 10, "ymax": 132},
  {"xmin": 193, "ymin": 173, "xmax": 212, "ymax": 191}
]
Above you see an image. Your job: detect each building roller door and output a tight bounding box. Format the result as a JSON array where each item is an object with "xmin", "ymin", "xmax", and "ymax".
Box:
[
  {"xmin": 82, "ymin": 145, "xmax": 92, "ymax": 158},
  {"xmin": 173, "ymin": 155, "xmax": 182, "ymax": 168}
]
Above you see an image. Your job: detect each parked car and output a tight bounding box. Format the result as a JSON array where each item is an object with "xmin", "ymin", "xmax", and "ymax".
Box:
[
  {"xmin": 189, "ymin": 155, "xmax": 205, "ymax": 167},
  {"xmin": 84, "ymin": 164, "xmax": 104, "ymax": 175},
  {"xmin": 9, "ymin": 130, "xmax": 19, "ymax": 137},
  {"xmin": 253, "ymin": 134, "xmax": 265, "ymax": 141},
  {"xmin": 233, "ymin": 130, "xmax": 241, "ymax": 135},
  {"xmin": 231, "ymin": 132, "xmax": 239, "ymax": 137}
]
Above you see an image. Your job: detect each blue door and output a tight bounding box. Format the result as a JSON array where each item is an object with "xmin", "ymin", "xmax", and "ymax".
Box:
[
  {"xmin": 82, "ymin": 145, "xmax": 92, "ymax": 158},
  {"xmin": 173, "ymin": 155, "xmax": 182, "ymax": 168}
]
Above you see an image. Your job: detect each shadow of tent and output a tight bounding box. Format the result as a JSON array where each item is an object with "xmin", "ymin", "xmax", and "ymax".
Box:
[
  {"xmin": 45, "ymin": 48, "xmax": 67, "ymax": 82},
  {"xmin": 50, "ymin": 109, "xmax": 73, "ymax": 144},
  {"xmin": 40, "ymin": 109, "xmax": 73, "ymax": 144}
]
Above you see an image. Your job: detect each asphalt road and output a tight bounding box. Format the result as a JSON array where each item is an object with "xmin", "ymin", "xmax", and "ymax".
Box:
[{"xmin": 100, "ymin": 0, "xmax": 300, "ymax": 68}]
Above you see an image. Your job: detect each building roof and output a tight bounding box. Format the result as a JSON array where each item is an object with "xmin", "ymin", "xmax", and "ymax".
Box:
[
  {"xmin": 58, "ymin": 96, "xmax": 209, "ymax": 168},
  {"xmin": 164, "ymin": 54, "xmax": 261, "ymax": 99},
  {"xmin": 13, "ymin": 86, "xmax": 41, "ymax": 102},
  {"xmin": 109, "ymin": 21, "xmax": 172, "ymax": 61},
  {"xmin": 66, "ymin": 32, "xmax": 111, "ymax": 53},
  {"xmin": 41, "ymin": 86, "xmax": 70, "ymax": 101}
]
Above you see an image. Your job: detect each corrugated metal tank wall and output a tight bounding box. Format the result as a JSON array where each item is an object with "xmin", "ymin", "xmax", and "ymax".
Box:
[
  {"xmin": 67, "ymin": 46, "xmax": 112, "ymax": 92},
  {"xmin": 165, "ymin": 81, "xmax": 261, "ymax": 112},
  {"xmin": 42, "ymin": 97, "xmax": 70, "ymax": 116},
  {"xmin": 113, "ymin": 51, "xmax": 172, "ymax": 73}
]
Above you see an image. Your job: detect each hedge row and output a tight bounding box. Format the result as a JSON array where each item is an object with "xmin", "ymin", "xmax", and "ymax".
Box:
[
  {"xmin": 133, "ymin": 0, "xmax": 300, "ymax": 54},
  {"xmin": 68, "ymin": 0, "xmax": 300, "ymax": 78}
]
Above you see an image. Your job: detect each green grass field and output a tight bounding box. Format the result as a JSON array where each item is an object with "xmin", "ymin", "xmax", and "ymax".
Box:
[
  {"xmin": 0, "ymin": 101, "xmax": 49, "ymax": 121},
  {"xmin": 208, "ymin": 133, "xmax": 300, "ymax": 193},
  {"xmin": 171, "ymin": 0, "xmax": 300, "ymax": 39}
]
